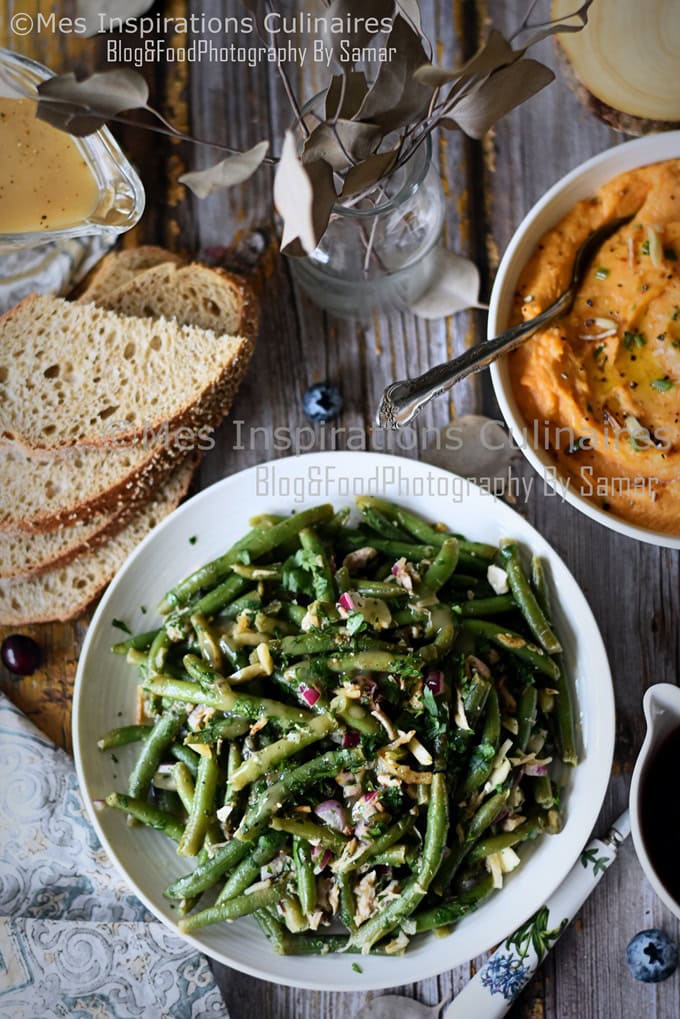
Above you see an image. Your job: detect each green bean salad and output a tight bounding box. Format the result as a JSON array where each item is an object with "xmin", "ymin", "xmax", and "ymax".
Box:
[{"xmin": 99, "ymin": 496, "xmax": 578, "ymax": 956}]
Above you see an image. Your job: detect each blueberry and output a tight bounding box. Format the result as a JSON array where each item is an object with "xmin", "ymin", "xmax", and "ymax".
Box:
[
  {"xmin": 302, "ymin": 382, "xmax": 343, "ymax": 423},
  {"xmin": 1, "ymin": 634, "xmax": 42, "ymax": 676},
  {"xmin": 626, "ymin": 929, "xmax": 678, "ymax": 983}
]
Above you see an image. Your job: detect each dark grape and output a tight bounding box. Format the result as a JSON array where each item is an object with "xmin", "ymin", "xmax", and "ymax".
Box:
[{"xmin": 1, "ymin": 634, "xmax": 41, "ymax": 676}]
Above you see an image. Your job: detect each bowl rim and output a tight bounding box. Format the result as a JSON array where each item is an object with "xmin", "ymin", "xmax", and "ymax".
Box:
[
  {"xmin": 488, "ymin": 131, "xmax": 680, "ymax": 550},
  {"xmin": 72, "ymin": 450, "xmax": 616, "ymax": 991}
]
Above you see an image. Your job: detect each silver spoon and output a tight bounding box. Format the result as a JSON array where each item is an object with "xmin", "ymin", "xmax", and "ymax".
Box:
[{"xmin": 377, "ymin": 215, "xmax": 632, "ymax": 428}]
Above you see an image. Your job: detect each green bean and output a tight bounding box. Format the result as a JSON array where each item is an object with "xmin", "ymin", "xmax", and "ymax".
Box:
[
  {"xmin": 190, "ymin": 613, "xmax": 223, "ymax": 671},
  {"xmin": 278, "ymin": 602, "xmax": 307, "ymax": 627},
  {"xmin": 229, "ymin": 714, "xmax": 337, "ymax": 791},
  {"xmin": 325, "ymin": 650, "xmax": 416, "ymax": 674},
  {"xmin": 269, "ymin": 816, "xmax": 348, "ymax": 855},
  {"xmin": 280, "ymin": 895, "xmax": 310, "ymax": 933},
  {"xmin": 434, "ymin": 789, "xmax": 509, "ymax": 895},
  {"xmin": 370, "ymin": 844, "xmax": 412, "ymax": 867},
  {"xmin": 461, "ymin": 620, "xmax": 560, "ymax": 680},
  {"xmin": 336, "ymin": 813, "xmax": 416, "ymax": 873},
  {"xmin": 148, "ymin": 627, "xmax": 172, "ymax": 673},
  {"xmin": 335, "ymin": 565, "xmax": 352, "ymax": 593},
  {"xmin": 412, "ymin": 874, "xmax": 494, "ymax": 932},
  {"xmin": 255, "ymin": 909, "xmax": 289, "ymax": 953},
  {"xmin": 337, "ymin": 872, "xmax": 356, "ymax": 933},
  {"xmin": 417, "ymin": 605, "xmax": 456, "ymax": 664},
  {"xmin": 355, "ymin": 497, "xmax": 497, "ymax": 562},
  {"xmin": 182, "ymin": 717, "xmax": 250, "ymax": 744},
  {"xmin": 293, "ymin": 836, "xmax": 317, "ymax": 915},
  {"xmin": 160, "ymin": 505, "xmax": 334, "ymax": 612},
  {"xmin": 349, "ymin": 772, "xmax": 448, "ymax": 952},
  {"xmin": 329, "ymin": 691, "xmax": 381, "ymax": 736},
  {"xmin": 217, "ymin": 831, "xmax": 286, "ymax": 904},
  {"xmin": 533, "ymin": 774, "xmax": 556, "ymax": 808},
  {"xmin": 144, "ymin": 677, "xmax": 314, "ymax": 730},
  {"xmin": 353, "ymin": 580, "xmax": 409, "ymax": 600},
  {"xmin": 97, "ymin": 724, "xmax": 151, "ymax": 751},
  {"xmin": 178, "ymin": 748, "xmax": 219, "ymax": 857},
  {"xmin": 460, "ymin": 688, "xmax": 500, "ymax": 796},
  {"xmin": 452, "ymin": 594, "xmax": 515, "ymax": 617},
  {"xmin": 105, "ymin": 792, "xmax": 184, "ymax": 842},
  {"xmin": 357, "ymin": 502, "xmax": 412, "ymax": 542},
  {"xmin": 516, "ymin": 685, "xmax": 538, "ymax": 753},
  {"xmin": 112, "ymin": 629, "xmax": 159, "ymax": 654},
  {"xmin": 299, "ymin": 527, "xmax": 336, "ymax": 602},
  {"xmin": 464, "ymin": 672, "xmax": 492, "ymax": 728},
  {"xmin": 422, "ymin": 538, "xmax": 460, "ymax": 593},
  {"xmin": 178, "ymin": 877, "xmax": 290, "ymax": 932},
  {"xmin": 169, "ymin": 742, "xmax": 200, "ymax": 776},
  {"xmin": 217, "ymin": 590, "xmax": 261, "ymax": 620},
  {"xmin": 467, "ymin": 821, "xmax": 541, "ymax": 864},
  {"xmin": 531, "ymin": 555, "xmax": 578, "ymax": 766},
  {"xmin": 166, "ymin": 838, "xmax": 251, "ymax": 899},
  {"xmin": 187, "ymin": 574, "xmax": 250, "ymax": 619},
  {"xmin": 128, "ymin": 708, "xmax": 186, "ymax": 799},
  {"xmin": 500, "ymin": 541, "xmax": 561, "ymax": 654},
  {"xmin": 172, "ymin": 762, "xmax": 195, "ymax": 814},
  {"xmin": 331, "ymin": 528, "xmax": 437, "ymax": 562},
  {"xmin": 236, "ymin": 747, "xmax": 364, "ymax": 842}
]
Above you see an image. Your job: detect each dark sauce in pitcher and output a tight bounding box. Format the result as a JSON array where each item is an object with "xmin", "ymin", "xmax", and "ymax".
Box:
[{"xmin": 640, "ymin": 726, "xmax": 680, "ymax": 904}]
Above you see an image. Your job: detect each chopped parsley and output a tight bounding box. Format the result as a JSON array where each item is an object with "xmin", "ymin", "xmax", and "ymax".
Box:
[
  {"xmin": 641, "ymin": 239, "xmax": 650, "ymax": 255},
  {"xmin": 346, "ymin": 610, "xmax": 368, "ymax": 636},
  {"xmin": 140, "ymin": 605, "xmax": 147, "ymax": 615},
  {"xmin": 352, "ymin": 962, "xmax": 363, "ymax": 973},
  {"xmin": 623, "ymin": 330, "xmax": 646, "ymax": 350},
  {"xmin": 593, "ymin": 344, "xmax": 605, "ymax": 360},
  {"xmin": 594, "ymin": 266, "xmax": 610, "ymax": 280},
  {"xmin": 651, "ymin": 377, "xmax": 674, "ymax": 392},
  {"xmin": 188, "ymin": 535, "xmax": 198, "ymax": 545},
  {"xmin": 111, "ymin": 618, "xmax": 131, "ymax": 634},
  {"xmin": 672, "ymin": 307, "xmax": 680, "ymax": 321}
]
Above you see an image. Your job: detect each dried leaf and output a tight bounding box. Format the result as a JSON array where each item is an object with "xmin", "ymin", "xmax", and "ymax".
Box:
[
  {"xmin": 395, "ymin": 0, "xmax": 424, "ymax": 38},
  {"xmin": 274, "ymin": 132, "xmax": 336, "ymax": 256},
  {"xmin": 511, "ymin": 0, "xmax": 594, "ymax": 50},
  {"xmin": 357, "ymin": 15, "xmax": 433, "ymax": 133},
  {"xmin": 414, "ymin": 29, "xmax": 515, "ymax": 88},
  {"xmin": 447, "ymin": 59, "xmax": 554, "ymax": 140},
  {"xmin": 341, "ymin": 149, "xmax": 398, "ymax": 196},
  {"xmin": 75, "ymin": 0, "xmax": 154, "ymax": 37},
  {"xmin": 408, "ymin": 247, "xmax": 485, "ymax": 319},
  {"xmin": 179, "ymin": 141, "xmax": 269, "ymax": 199},
  {"xmin": 303, "ymin": 120, "xmax": 380, "ymax": 172},
  {"xmin": 325, "ymin": 71, "xmax": 369, "ymax": 121},
  {"xmin": 37, "ymin": 69, "xmax": 149, "ymax": 135},
  {"xmin": 322, "ymin": 0, "xmax": 396, "ymax": 63}
]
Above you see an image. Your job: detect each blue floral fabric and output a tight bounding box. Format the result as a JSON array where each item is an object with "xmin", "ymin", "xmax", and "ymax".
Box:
[{"xmin": 0, "ymin": 695, "xmax": 228, "ymax": 1018}]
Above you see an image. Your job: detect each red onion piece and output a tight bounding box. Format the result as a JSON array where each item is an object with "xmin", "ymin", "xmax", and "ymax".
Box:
[
  {"xmin": 425, "ymin": 670, "xmax": 444, "ymax": 695},
  {"xmin": 300, "ymin": 684, "xmax": 320, "ymax": 706},
  {"xmin": 342, "ymin": 731, "xmax": 360, "ymax": 748},
  {"xmin": 315, "ymin": 799, "xmax": 348, "ymax": 832},
  {"xmin": 524, "ymin": 763, "xmax": 549, "ymax": 777},
  {"xmin": 338, "ymin": 592, "xmax": 355, "ymax": 612}
]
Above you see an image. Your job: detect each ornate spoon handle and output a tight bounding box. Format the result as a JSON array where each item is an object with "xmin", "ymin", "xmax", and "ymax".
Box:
[{"xmin": 443, "ymin": 810, "xmax": 631, "ymax": 1019}]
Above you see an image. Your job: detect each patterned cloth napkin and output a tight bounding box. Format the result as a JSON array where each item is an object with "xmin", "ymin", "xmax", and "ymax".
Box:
[
  {"xmin": 0, "ymin": 694, "xmax": 228, "ymax": 1018},
  {"xmin": 0, "ymin": 234, "xmax": 114, "ymax": 314}
]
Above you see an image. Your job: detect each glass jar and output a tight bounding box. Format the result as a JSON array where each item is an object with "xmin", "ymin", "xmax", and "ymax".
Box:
[
  {"xmin": 289, "ymin": 134, "xmax": 445, "ymax": 320},
  {"xmin": 0, "ymin": 49, "xmax": 145, "ymax": 254}
]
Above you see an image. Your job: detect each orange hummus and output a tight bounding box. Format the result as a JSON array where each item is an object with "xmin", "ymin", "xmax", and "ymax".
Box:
[{"xmin": 510, "ymin": 159, "xmax": 680, "ymax": 534}]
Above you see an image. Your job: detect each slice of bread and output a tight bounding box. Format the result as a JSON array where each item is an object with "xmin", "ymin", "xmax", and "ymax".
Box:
[
  {"xmin": 0, "ymin": 456, "xmax": 195, "ymax": 624},
  {"xmin": 80, "ymin": 246, "xmax": 185, "ymax": 303},
  {"xmin": 0, "ymin": 295, "xmax": 252, "ymax": 452},
  {"xmin": 97, "ymin": 262, "xmax": 259, "ymax": 340}
]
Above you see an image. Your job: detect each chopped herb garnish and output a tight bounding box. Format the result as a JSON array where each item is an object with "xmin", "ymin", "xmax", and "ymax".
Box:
[
  {"xmin": 140, "ymin": 606, "xmax": 147, "ymax": 614},
  {"xmin": 111, "ymin": 753, "xmax": 119, "ymax": 764},
  {"xmin": 672, "ymin": 307, "xmax": 680, "ymax": 321},
  {"xmin": 594, "ymin": 266, "xmax": 610, "ymax": 280},
  {"xmin": 664, "ymin": 246, "xmax": 677, "ymax": 261},
  {"xmin": 111, "ymin": 618, "xmax": 131, "ymax": 634},
  {"xmin": 651, "ymin": 377, "xmax": 674, "ymax": 392},
  {"xmin": 641, "ymin": 240, "xmax": 650, "ymax": 255},
  {"xmin": 346, "ymin": 611, "xmax": 368, "ymax": 636},
  {"xmin": 593, "ymin": 344, "xmax": 605, "ymax": 360},
  {"xmin": 188, "ymin": 535, "xmax": 198, "ymax": 545},
  {"xmin": 352, "ymin": 962, "xmax": 363, "ymax": 973},
  {"xmin": 623, "ymin": 331, "xmax": 646, "ymax": 350}
]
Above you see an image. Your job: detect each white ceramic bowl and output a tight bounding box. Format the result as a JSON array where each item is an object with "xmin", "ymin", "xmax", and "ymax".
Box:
[
  {"xmin": 73, "ymin": 451, "xmax": 615, "ymax": 991},
  {"xmin": 489, "ymin": 131, "xmax": 680, "ymax": 549}
]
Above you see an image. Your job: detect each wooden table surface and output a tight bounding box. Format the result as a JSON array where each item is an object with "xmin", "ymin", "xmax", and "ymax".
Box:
[{"xmin": 2, "ymin": 1, "xmax": 679, "ymax": 1017}]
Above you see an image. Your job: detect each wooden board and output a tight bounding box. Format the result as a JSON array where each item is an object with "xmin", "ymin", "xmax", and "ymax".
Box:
[{"xmin": 1, "ymin": 1, "xmax": 679, "ymax": 1016}]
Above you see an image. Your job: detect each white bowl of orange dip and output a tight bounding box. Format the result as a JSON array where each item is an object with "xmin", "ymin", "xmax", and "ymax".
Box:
[{"xmin": 489, "ymin": 132, "xmax": 680, "ymax": 548}]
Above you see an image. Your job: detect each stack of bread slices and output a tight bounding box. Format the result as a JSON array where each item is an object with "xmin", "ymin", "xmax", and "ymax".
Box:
[{"xmin": 0, "ymin": 246, "xmax": 258, "ymax": 625}]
